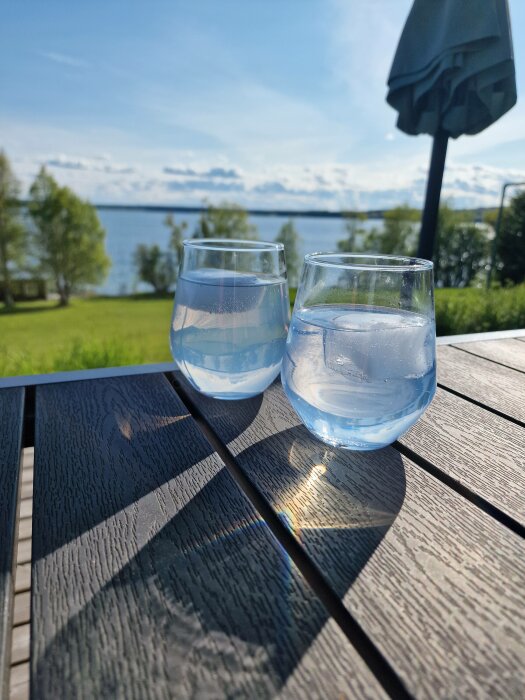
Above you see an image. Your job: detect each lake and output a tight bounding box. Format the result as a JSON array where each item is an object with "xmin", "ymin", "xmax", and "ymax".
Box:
[{"xmin": 96, "ymin": 209, "xmax": 383, "ymax": 295}]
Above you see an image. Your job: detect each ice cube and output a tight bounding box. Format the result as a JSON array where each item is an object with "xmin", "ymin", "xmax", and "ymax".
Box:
[{"xmin": 324, "ymin": 319, "xmax": 434, "ymax": 381}]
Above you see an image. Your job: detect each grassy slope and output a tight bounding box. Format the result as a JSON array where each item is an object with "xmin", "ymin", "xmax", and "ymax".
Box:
[
  {"xmin": 0, "ymin": 296, "xmax": 174, "ymax": 376},
  {"xmin": 1, "ymin": 285, "xmax": 524, "ymax": 377}
]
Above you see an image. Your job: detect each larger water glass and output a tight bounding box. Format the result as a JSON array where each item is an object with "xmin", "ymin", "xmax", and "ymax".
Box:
[
  {"xmin": 281, "ymin": 253, "xmax": 436, "ymax": 450},
  {"xmin": 171, "ymin": 239, "xmax": 290, "ymax": 400}
]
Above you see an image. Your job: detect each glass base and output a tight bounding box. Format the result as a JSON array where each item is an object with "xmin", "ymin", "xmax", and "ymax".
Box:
[{"xmin": 283, "ymin": 383, "xmax": 434, "ymax": 451}]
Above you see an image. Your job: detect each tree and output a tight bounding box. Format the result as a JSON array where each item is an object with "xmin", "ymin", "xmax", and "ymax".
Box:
[
  {"xmin": 134, "ymin": 244, "xmax": 176, "ymax": 294},
  {"xmin": 29, "ymin": 168, "xmax": 110, "ymax": 306},
  {"xmin": 361, "ymin": 205, "xmax": 420, "ymax": 255},
  {"xmin": 164, "ymin": 213, "xmax": 187, "ymax": 265},
  {"xmin": 337, "ymin": 212, "xmax": 369, "ymax": 253},
  {"xmin": 433, "ymin": 205, "xmax": 489, "ymax": 287},
  {"xmin": 275, "ymin": 220, "xmax": 301, "ymax": 286},
  {"xmin": 194, "ymin": 203, "xmax": 258, "ymax": 240},
  {"xmin": 496, "ymin": 190, "xmax": 525, "ymax": 285},
  {"xmin": 0, "ymin": 151, "xmax": 26, "ymax": 308}
]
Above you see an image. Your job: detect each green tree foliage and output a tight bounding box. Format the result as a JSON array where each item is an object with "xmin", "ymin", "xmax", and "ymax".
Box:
[
  {"xmin": 0, "ymin": 151, "xmax": 26, "ymax": 308},
  {"xmin": 134, "ymin": 244, "xmax": 176, "ymax": 294},
  {"xmin": 433, "ymin": 205, "xmax": 489, "ymax": 287},
  {"xmin": 482, "ymin": 208, "xmax": 499, "ymax": 229},
  {"xmin": 361, "ymin": 205, "xmax": 420, "ymax": 255},
  {"xmin": 496, "ymin": 190, "xmax": 525, "ymax": 285},
  {"xmin": 275, "ymin": 219, "xmax": 301, "ymax": 285},
  {"xmin": 29, "ymin": 168, "xmax": 110, "ymax": 306},
  {"xmin": 164, "ymin": 213, "xmax": 187, "ymax": 265},
  {"xmin": 194, "ymin": 203, "xmax": 258, "ymax": 240},
  {"xmin": 337, "ymin": 206, "xmax": 419, "ymax": 256},
  {"xmin": 337, "ymin": 212, "xmax": 368, "ymax": 253}
]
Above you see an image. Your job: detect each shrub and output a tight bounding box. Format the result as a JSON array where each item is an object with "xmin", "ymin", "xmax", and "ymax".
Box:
[{"xmin": 434, "ymin": 285, "xmax": 525, "ymax": 335}]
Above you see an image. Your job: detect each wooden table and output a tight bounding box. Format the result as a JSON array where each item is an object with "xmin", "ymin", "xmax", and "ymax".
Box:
[{"xmin": 1, "ymin": 330, "xmax": 524, "ymax": 699}]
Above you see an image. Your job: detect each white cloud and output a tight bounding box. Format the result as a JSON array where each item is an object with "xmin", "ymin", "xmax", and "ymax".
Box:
[
  {"xmin": 46, "ymin": 154, "xmax": 134, "ymax": 174},
  {"xmin": 39, "ymin": 51, "xmax": 89, "ymax": 69}
]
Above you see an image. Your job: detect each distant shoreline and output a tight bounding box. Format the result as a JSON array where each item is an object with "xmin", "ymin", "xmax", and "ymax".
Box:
[
  {"xmin": 93, "ymin": 204, "xmax": 384, "ymax": 219},
  {"xmin": 19, "ymin": 201, "xmax": 495, "ymax": 221},
  {"xmin": 91, "ymin": 203, "xmax": 496, "ymax": 222}
]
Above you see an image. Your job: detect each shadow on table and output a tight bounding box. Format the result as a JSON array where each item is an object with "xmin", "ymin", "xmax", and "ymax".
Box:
[
  {"xmin": 32, "ymin": 374, "xmax": 406, "ymax": 698},
  {"xmin": 33, "ymin": 374, "xmax": 263, "ymax": 559},
  {"xmin": 178, "ymin": 375, "xmax": 408, "ymax": 603},
  {"xmin": 235, "ymin": 424, "xmax": 407, "ymax": 603}
]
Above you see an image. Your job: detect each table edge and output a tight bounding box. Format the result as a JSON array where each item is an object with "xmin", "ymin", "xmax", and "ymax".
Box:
[{"xmin": 0, "ymin": 328, "xmax": 524, "ymax": 389}]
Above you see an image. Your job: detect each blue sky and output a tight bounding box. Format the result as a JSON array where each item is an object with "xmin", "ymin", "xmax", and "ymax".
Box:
[{"xmin": 1, "ymin": 0, "xmax": 524, "ymax": 210}]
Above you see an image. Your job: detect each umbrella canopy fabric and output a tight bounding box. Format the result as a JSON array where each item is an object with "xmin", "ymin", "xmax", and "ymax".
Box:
[{"xmin": 387, "ymin": 0, "xmax": 517, "ymax": 138}]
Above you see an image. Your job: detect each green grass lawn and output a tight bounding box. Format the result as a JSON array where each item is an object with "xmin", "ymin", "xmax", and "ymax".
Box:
[
  {"xmin": 1, "ymin": 285, "xmax": 524, "ymax": 377},
  {"xmin": 0, "ymin": 296, "xmax": 174, "ymax": 377}
]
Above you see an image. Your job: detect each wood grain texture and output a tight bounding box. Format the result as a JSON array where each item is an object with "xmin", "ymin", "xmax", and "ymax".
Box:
[
  {"xmin": 12, "ymin": 593, "xmax": 30, "ymax": 627},
  {"xmin": 19, "ymin": 483, "xmax": 32, "ymax": 501},
  {"xmin": 18, "ymin": 501, "xmax": 31, "ymax": 520},
  {"xmin": 32, "ymin": 373, "xmax": 384, "ymax": 700},
  {"xmin": 177, "ymin": 374, "xmax": 525, "ymax": 699},
  {"xmin": 17, "ymin": 521, "xmax": 31, "ymax": 542},
  {"xmin": 9, "ymin": 662, "xmax": 29, "ymax": 700},
  {"xmin": 16, "ymin": 540, "xmax": 31, "ymax": 566},
  {"xmin": 9, "ymin": 677, "xmax": 29, "ymax": 700},
  {"xmin": 14, "ymin": 567, "xmax": 30, "ymax": 595},
  {"xmin": 452, "ymin": 338, "xmax": 525, "ymax": 373},
  {"xmin": 0, "ymin": 388, "xmax": 24, "ymax": 697},
  {"xmin": 400, "ymin": 387, "xmax": 525, "ymax": 527},
  {"xmin": 437, "ymin": 345, "xmax": 525, "ymax": 422},
  {"xmin": 11, "ymin": 625, "xmax": 29, "ymax": 665}
]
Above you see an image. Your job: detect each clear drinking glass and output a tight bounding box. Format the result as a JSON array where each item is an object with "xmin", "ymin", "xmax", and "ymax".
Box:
[
  {"xmin": 170, "ymin": 239, "xmax": 290, "ymax": 400},
  {"xmin": 281, "ymin": 253, "xmax": 436, "ymax": 450}
]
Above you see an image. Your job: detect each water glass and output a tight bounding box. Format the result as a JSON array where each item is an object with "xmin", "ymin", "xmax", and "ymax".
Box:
[
  {"xmin": 281, "ymin": 253, "xmax": 436, "ymax": 450},
  {"xmin": 170, "ymin": 239, "xmax": 290, "ymax": 400}
]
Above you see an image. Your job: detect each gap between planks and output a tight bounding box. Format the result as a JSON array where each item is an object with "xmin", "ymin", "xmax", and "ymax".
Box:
[
  {"xmin": 167, "ymin": 373, "xmax": 412, "ymax": 700},
  {"xmin": 10, "ymin": 447, "xmax": 33, "ymax": 700}
]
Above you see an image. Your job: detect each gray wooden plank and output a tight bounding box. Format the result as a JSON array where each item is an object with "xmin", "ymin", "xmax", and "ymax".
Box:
[
  {"xmin": 0, "ymin": 388, "xmax": 24, "ymax": 698},
  {"xmin": 32, "ymin": 374, "xmax": 385, "ymax": 700},
  {"xmin": 18, "ymin": 521, "xmax": 31, "ymax": 542},
  {"xmin": 9, "ymin": 678, "xmax": 29, "ymax": 700},
  {"xmin": 437, "ymin": 328, "xmax": 525, "ymax": 345},
  {"xmin": 9, "ymin": 662, "xmax": 29, "ymax": 700},
  {"xmin": 0, "ymin": 361, "xmax": 177, "ymax": 389},
  {"xmin": 14, "ymin": 567, "xmax": 30, "ymax": 595},
  {"xmin": 18, "ymin": 501, "xmax": 31, "ymax": 520},
  {"xmin": 21, "ymin": 449, "xmax": 33, "ymax": 470},
  {"xmin": 12, "ymin": 593, "xmax": 30, "ymax": 627},
  {"xmin": 400, "ymin": 387, "xmax": 525, "ymax": 528},
  {"xmin": 437, "ymin": 345, "xmax": 525, "ymax": 423},
  {"xmin": 452, "ymin": 338, "xmax": 525, "ymax": 373},
  {"xmin": 11, "ymin": 625, "xmax": 29, "ymax": 665},
  {"xmin": 177, "ymin": 375, "xmax": 525, "ymax": 699},
  {"xmin": 16, "ymin": 541, "xmax": 31, "ymax": 567},
  {"xmin": 19, "ymin": 483, "xmax": 32, "ymax": 501}
]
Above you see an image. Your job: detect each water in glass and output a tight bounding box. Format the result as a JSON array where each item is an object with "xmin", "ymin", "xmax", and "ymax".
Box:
[
  {"xmin": 171, "ymin": 240, "xmax": 289, "ymax": 400},
  {"xmin": 281, "ymin": 254, "xmax": 436, "ymax": 450}
]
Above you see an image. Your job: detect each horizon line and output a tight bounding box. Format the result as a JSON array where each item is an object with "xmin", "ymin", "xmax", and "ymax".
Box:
[{"xmin": 18, "ymin": 200, "xmax": 497, "ymax": 220}]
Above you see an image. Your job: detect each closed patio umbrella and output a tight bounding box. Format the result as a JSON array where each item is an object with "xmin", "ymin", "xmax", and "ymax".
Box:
[{"xmin": 387, "ymin": 0, "xmax": 517, "ymax": 260}]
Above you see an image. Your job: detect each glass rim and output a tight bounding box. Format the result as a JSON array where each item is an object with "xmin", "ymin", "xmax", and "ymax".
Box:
[
  {"xmin": 304, "ymin": 252, "xmax": 433, "ymax": 272},
  {"xmin": 183, "ymin": 238, "xmax": 284, "ymax": 253}
]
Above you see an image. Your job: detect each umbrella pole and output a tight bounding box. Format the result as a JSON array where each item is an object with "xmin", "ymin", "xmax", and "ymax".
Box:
[{"xmin": 417, "ymin": 129, "xmax": 449, "ymax": 260}]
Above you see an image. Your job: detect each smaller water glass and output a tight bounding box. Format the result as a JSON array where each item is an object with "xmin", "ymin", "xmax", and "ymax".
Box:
[
  {"xmin": 170, "ymin": 239, "xmax": 290, "ymax": 400},
  {"xmin": 281, "ymin": 253, "xmax": 436, "ymax": 450}
]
